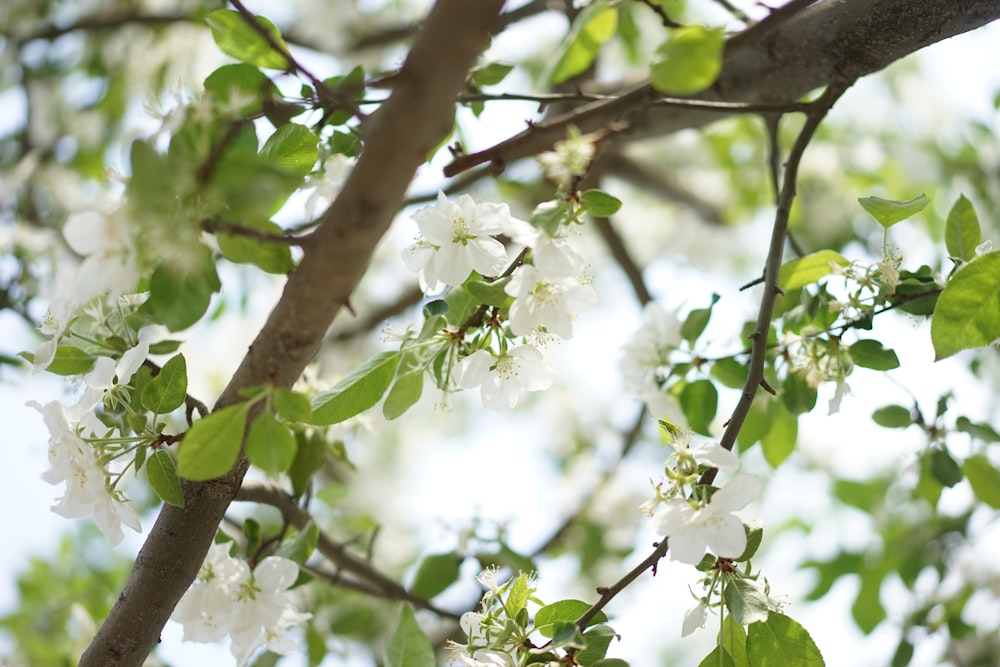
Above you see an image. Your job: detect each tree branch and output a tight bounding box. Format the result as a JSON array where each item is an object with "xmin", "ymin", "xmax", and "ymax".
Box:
[
  {"xmin": 79, "ymin": 2, "xmax": 505, "ymax": 664},
  {"xmin": 443, "ymin": 0, "xmax": 1000, "ymax": 177}
]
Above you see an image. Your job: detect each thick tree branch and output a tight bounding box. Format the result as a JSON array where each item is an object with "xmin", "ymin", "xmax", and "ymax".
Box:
[
  {"xmin": 444, "ymin": 0, "xmax": 1000, "ymax": 177},
  {"xmin": 79, "ymin": 2, "xmax": 504, "ymax": 664}
]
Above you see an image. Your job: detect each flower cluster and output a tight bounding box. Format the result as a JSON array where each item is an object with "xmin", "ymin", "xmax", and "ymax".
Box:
[
  {"xmin": 26, "ymin": 338, "xmax": 150, "ymax": 545},
  {"xmin": 401, "ymin": 192, "xmax": 597, "ymax": 411},
  {"xmin": 172, "ymin": 543, "xmax": 312, "ymax": 667},
  {"xmin": 642, "ymin": 425, "xmax": 760, "ymax": 567}
]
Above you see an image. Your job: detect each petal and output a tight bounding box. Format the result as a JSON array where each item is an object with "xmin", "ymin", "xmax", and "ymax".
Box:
[
  {"xmin": 709, "ymin": 474, "xmax": 761, "ymax": 512},
  {"xmin": 666, "ymin": 528, "xmax": 707, "ymax": 565},
  {"xmin": 655, "ymin": 500, "xmax": 694, "ymax": 535},
  {"xmin": 431, "ymin": 243, "xmax": 473, "ymax": 286},
  {"xmin": 701, "ymin": 511, "xmax": 747, "ymax": 558},
  {"xmin": 465, "ymin": 237, "xmax": 508, "ymax": 277},
  {"xmin": 63, "ymin": 211, "xmax": 108, "ymax": 255},
  {"xmin": 681, "ymin": 603, "xmax": 708, "ymax": 637},
  {"xmin": 456, "ymin": 350, "xmax": 493, "ymax": 389},
  {"xmin": 117, "ymin": 339, "xmax": 151, "ymax": 384},
  {"xmin": 693, "ymin": 441, "xmax": 738, "ymax": 473},
  {"xmin": 253, "ymin": 557, "xmax": 299, "ymax": 593}
]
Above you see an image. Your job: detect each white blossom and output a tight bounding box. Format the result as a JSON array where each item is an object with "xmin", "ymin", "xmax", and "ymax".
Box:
[
  {"xmin": 402, "ymin": 192, "xmax": 511, "ymax": 290},
  {"xmin": 172, "ymin": 547, "xmax": 311, "ymax": 666},
  {"xmin": 456, "ymin": 345, "xmax": 555, "ymax": 411},
  {"xmin": 304, "ymin": 154, "xmax": 353, "ymax": 221},
  {"xmin": 504, "ymin": 216, "xmax": 587, "ymax": 279},
  {"xmin": 33, "ymin": 294, "xmax": 78, "ymax": 372},
  {"xmin": 27, "ymin": 399, "xmax": 142, "ymax": 546},
  {"xmin": 75, "ymin": 340, "xmax": 151, "ymax": 414},
  {"xmin": 689, "ymin": 440, "xmax": 738, "ymax": 474},
  {"xmin": 876, "ymin": 254, "xmax": 900, "ymax": 291},
  {"xmin": 827, "ymin": 377, "xmax": 852, "ymax": 415},
  {"xmin": 681, "ymin": 601, "xmax": 708, "ymax": 637},
  {"xmin": 63, "ymin": 209, "xmax": 140, "ymax": 304},
  {"xmin": 505, "ymin": 264, "xmax": 596, "ymax": 339},
  {"xmin": 656, "ymin": 474, "xmax": 761, "ymax": 565}
]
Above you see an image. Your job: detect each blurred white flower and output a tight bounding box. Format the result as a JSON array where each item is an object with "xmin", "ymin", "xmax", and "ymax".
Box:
[
  {"xmin": 688, "ymin": 440, "xmax": 738, "ymax": 474},
  {"xmin": 537, "ymin": 129, "xmax": 596, "ymax": 189},
  {"xmin": 656, "ymin": 474, "xmax": 761, "ymax": 565},
  {"xmin": 621, "ymin": 302, "xmax": 686, "ymax": 423},
  {"xmin": 304, "ymin": 154, "xmax": 354, "ymax": 221},
  {"xmin": 504, "ymin": 217, "xmax": 587, "ymax": 279},
  {"xmin": 63, "ymin": 209, "xmax": 140, "ymax": 304},
  {"xmin": 403, "ymin": 192, "xmax": 511, "ymax": 290},
  {"xmin": 33, "ymin": 294, "xmax": 78, "ymax": 373},
  {"xmin": 505, "ymin": 264, "xmax": 597, "ymax": 339},
  {"xmin": 456, "ymin": 345, "xmax": 554, "ymax": 411}
]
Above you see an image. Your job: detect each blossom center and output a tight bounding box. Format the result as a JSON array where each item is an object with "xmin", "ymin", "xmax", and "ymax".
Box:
[
  {"xmin": 493, "ymin": 355, "xmax": 520, "ymax": 380},
  {"xmin": 451, "ymin": 215, "xmax": 475, "ymax": 245}
]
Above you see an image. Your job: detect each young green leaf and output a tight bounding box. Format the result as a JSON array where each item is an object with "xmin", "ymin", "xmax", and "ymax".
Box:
[
  {"xmin": 384, "ymin": 604, "xmax": 435, "ymax": 667},
  {"xmin": 146, "ymin": 247, "xmax": 220, "ymax": 332},
  {"xmin": 260, "ymin": 123, "xmax": 319, "ymax": 177},
  {"xmin": 41, "ymin": 346, "xmax": 96, "ymax": 376},
  {"xmin": 216, "ymin": 219, "xmax": 295, "ymax": 275},
  {"xmin": 746, "ymin": 613, "xmax": 825, "ymax": 667},
  {"xmin": 929, "ymin": 448, "xmax": 962, "ymax": 487},
  {"xmin": 761, "ymin": 401, "xmax": 797, "ymax": 468},
  {"xmin": 848, "ymin": 340, "xmax": 900, "ymax": 370},
  {"xmin": 204, "ymin": 63, "xmax": 280, "ymax": 117},
  {"xmin": 535, "ymin": 600, "xmax": 607, "ymax": 638},
  {"xmin": 205, "ymin": 9, "xmax": 290, "ymax": 70},
  {"xmin": 142, "ymin": 354, "xmax": 188, "ymax": 414},
  {"xmin": 466, "ymin": 277, "xmax": 513, "ymax": 307},
  {"xmin": 697, "ymin": 647, "xmax": 736, "ymax": 667},
  {"xmin": 580, "ymin": 189, "xmax": 623, "ymax": 217},
  {"xmin": 409, "ymin": 552, "xmax": 462, "ymax": 599},
  {"xmin": 146, "ymin": 449, "xmax": 185, "ymax": 507},
  {"xmin": 311, "ymin": 351, "xmax": 401, "ymax": 425},
  {"xmin": 275, "ymin": 522, "xmax": 319, "ymax": 564},
  {"xmin": 719, "ymin": 615, "xmax": 749, "ymax": 667},
  {"xmin": 930, "ymin": 251, "xmax": 1000, "ymax": 360},
  {"xmin": 177, "ymin": 402, "xmax": 251, "ymax": 481},
  {"xmin": 383, "ymin": 370, "xmax": 424, "ymax": 421},
  {"xmin": 963, "ymin": 455, "xmax": 1000, "ymax": 509},
  {"xmin": 724, "ymin": 577, "xmax": 770, "ymax": 625},
  {"xmin": 650, "ymin": 26, "xmax": 725, "ymax": 95},
  {"xmin": 679, "ymin": 379, "xmax": 718, "ymax": 436},
  {"xmin": 550, "ymin": 3, "xmax": 618, "ymax": 84},
  {"xmin": 472, "ymin": 62, "xmax": 514, "ymax": 87},
  {"xmin": 871, "ymin": 405, "xmax": 912, "ymax": 428},
  {"xmin": 246, "ymin": 412, "xmax": 297, "ymax": 474},
  {"xmin": 857, "ymin": 193, "xmax": 929, "ymax": 229},
  {"xmin": 778, "ymin": 250, "xmax": 849, "ymax": 291},
  {"xmin": 575, "ymin": 624, "xmax": 618, "ymax": 666},
  {"xmin": 680, "ymin": 294, "xmax": 719, "ymax": 343},
  {"xmin": 944, "ymin": 195, "xmax": 981, "ymax": 262},
  {"xmin": 275, "ymin": 388, "xmax": 312, "ymax": 422}
]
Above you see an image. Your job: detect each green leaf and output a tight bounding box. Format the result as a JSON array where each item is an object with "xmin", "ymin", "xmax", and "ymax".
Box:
[
  {"xmin": 724, "ymin": 577, "xmax": 770, "ymax": 625},
  {"xmin": 679, "ymin": 379, "xmax": 718, "ymax": 436},
  {"xmin": 720, "ymin": 615, "xmax": 749, "ymax": 667},
  {"xmin": 204, "ymin": 63, "xmax": 280, "ymax": 117},
  {"xmin": 591, "ymin": 660, "xmax": 630, "ymax": 667},
  {"xmin": 834, "ymin": 479, "xmax": 884, "ymax": 512},
  {"xmin": 530, "ymin": 199, "xmax": 571, "ymax": 236},
  {"xmin": 780, "ymin": 371, "xmax": 817, "ymax": 416},
  {"xmin": 580, "ymin": 189, "xmax": 622, "ymax": 217},
  {"xmin": 148, "ymin": 339, "xmax": 183, "ymax": 355},
  {"xmin": 146, "ymin": 450, "xmax": 185, "ymax": 507},
  {"xmin": 205, "ymin": 9, "xmax": 290, "ymax": 70},
  {"xmin": 697, "ymin": 647, "xmax": 736, "ymax": 667},
  {"xmin": 737, "ymin": 398, "xmax": 769, "ymax": 451},
  {"xmin": 466, "ymin": 277, "xmax": 513, "ymax": 307},
  {"xmin": 963, "ymin": 455, "xmax": 1000, "ymax": 509},
  {"xmin": 535, "ymin": 600, "xmax": 607, "ymax": 638},
  {"xmin": 931, "ymin": 250, "xmax": 1000, "ymax": 359},
  {"xmin": 650, "ymin": 26, "xmax": 725, "ymax": 95},
  {"xmin": 945, "ymin": 195, "xmax": 981, "ymax": 262},
  {"xmin": 410, "ymin": 552, "xmax": 462, "ymax": 599},
  {"xmin": 288, "ymin": 430, "xmax": 327, "ymax": 497},
  {"xmin": 848, "ymin": 339, "xmax": 900, "ymax": 370},
  {"xmin": 275, "ymin": 521, "xmax": 319, "ymax": 565},
  {"xmin": 246, "ymin": 412, "xmax": 297, "ymax": 474},
  {"xmin": 472, "ymin": 62, "xmax": 514, "ymax": 87},
  {"xmin": 507, "ymin": 572, "xmax": 531, "ymax": 616},
  {"xmin": 142, "ymin": 354, "xmax": 188, "ymax": 414},
  {"xmin": 310, "ymin": 351, "xmax": 401, "ymax": 425},
  {"xmin": 260, "ymin": 123, "xmax": 319, "ymax": 177},
  {"xmin": 383, "ymin": 370, "xmax": 424, "ymax": 421},
  {"xmin": 681, "ymin": 293, "xmax": 719, "ymax": 343},
  {"xmin": 858, "ymin": 194, "xmax": 929, "ymax": 229},
  {"xmin": 216, "ymin": 219, "xmax": 295, "ymax": 274},
  {"xmin": 177, "ymin": 402, "xmax": 251, "ymax": 480},
  {"xmin": 146, "ymin": 246, "xmax": 220, "ymax": 332},
  {"xmin": 711, "ymin": 357, "xmax": 747, "ymax": 389},
  {"xmin": 575, "ymin": 624, "xmax": 617, "ymax": 667},
  {"xmin": 550, "ymin": 3, "xmax": 618, "ymax": 84},
  {"xmin": 746, "ymin": 614, "xmax": 825, "ymax": 667},
  {"xmin": 43, "ymin": 346, "xmax": 96, "ymax": 376},
  {"xmin": 761, "ymin": 401, "xmax": 797, "ymax": 468},
  {"xmin": 929, "ymin": 448, "xmax": 962, "ymax": 488},
  {"xmin": 852, "ymin": 573, "xmax": 886, "ymax": 633},
  {"xmin": 384, "ymin": 604, "xmax": 435, "ymax": 667},
  {"xmin": 778, "ymin": 250, "xmax": 849, "ymax": 291},
  {"xmin": 737, "ymin": 522, "xmax": 763, "ymax": 562},
  {"xmin": 274, "ymin": 388, "xmax": 312, "ymax": 422},
  {"xmin": 956, "ymin": 416, "xmax": 1000, "ymax": 442},
  {"xmin": 871, "ymin": 404, "xmax": 911, "ymax": 428}
]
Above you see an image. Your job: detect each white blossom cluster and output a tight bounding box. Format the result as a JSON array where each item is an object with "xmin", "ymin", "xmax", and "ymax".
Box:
[
  {"xmin": 621, "ymin": 302, "xmax": 686, "ymax": 423},
  {"xmin": 402, "ymin": 192, "xmax": 597, "ymax": 411},
  {"xmin": 171, "ymin": 543, "xmax": 312, "ymax": 666}
]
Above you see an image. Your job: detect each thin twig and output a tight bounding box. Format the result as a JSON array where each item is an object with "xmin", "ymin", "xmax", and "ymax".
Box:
[{"xmin": 201, "ymin": 219, "xmax": 305, "ymax": 245}]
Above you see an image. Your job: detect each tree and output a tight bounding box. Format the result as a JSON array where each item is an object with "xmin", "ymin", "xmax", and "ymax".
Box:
[{"xmin": 1, "ymin": 0, "xmax": 999, "ymax": 665}]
